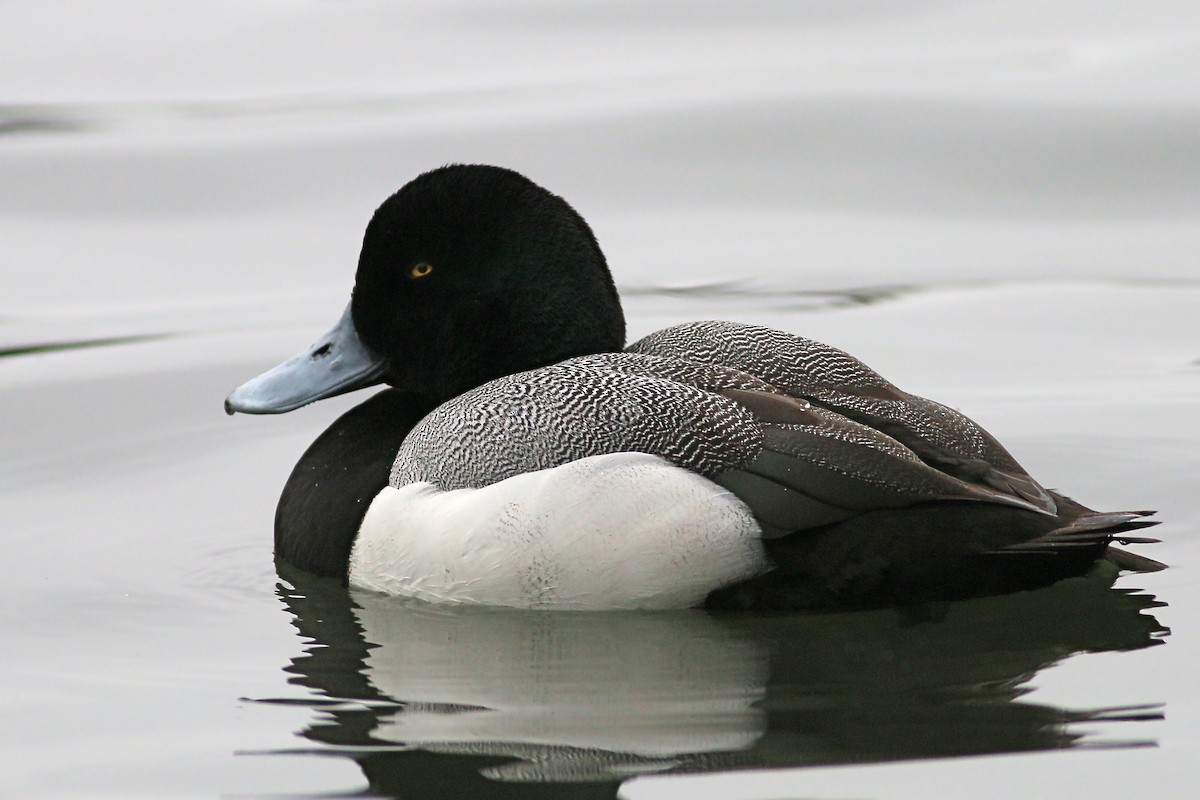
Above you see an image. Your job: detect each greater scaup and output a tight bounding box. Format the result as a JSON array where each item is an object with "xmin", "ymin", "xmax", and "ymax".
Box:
[{"xmin": 225, "ymin": 164, "xmax": 1162, "ymax": 610}]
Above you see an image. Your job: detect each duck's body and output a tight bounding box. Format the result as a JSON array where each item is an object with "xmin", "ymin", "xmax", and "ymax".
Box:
[{"xmin": 228, "ymin": 164, "xmax": 1161, "ymax": 611}]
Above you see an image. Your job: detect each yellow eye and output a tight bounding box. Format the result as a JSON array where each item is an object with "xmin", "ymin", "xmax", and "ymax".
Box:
[{"xmin": 409, "ymin": 262, "xmax": 433, "ymax": 279}]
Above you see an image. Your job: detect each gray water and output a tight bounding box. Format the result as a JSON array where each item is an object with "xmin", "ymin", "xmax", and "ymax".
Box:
[{"xmin": 3, "ymin": 3, "xmax": 1198, "ymax": 798}]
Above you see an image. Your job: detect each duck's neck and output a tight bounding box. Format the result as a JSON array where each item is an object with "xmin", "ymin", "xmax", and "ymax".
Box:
[{"xmin": 275, "ymin": 389, "xmax": 436, "ymax": 579}]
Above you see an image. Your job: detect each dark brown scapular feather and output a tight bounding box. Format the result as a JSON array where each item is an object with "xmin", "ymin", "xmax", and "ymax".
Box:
[{"xmin": 706, "ymin": 387, "xmax": 1162, "ymax": 609}]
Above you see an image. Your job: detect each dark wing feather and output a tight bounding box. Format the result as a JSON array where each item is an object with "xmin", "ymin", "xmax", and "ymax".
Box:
[
  {"xmin": 628, "ymin": 320, "xmax": 1056, "ymax": 512},
  {"xmin": 712, "ymin": 392, "xmax": 1051, "ymax": 537}
]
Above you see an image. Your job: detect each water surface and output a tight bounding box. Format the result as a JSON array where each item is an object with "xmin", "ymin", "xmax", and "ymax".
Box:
[{"xmin": 2, "ymin": 3, "xmax": 1198, "ymax": 798}]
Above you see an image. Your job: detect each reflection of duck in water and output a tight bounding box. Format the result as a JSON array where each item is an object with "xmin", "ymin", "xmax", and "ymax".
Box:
[
  {"xmin": 226, "ymin": 165, "xmax": 1162, "ymax": 610},
  {"xmin": 263, "ymin": 563, "xmax": 1166, "ymax": 797}
]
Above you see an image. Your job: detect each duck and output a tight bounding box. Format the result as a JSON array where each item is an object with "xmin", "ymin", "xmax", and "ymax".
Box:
[{"xmin": 225, "ymin": 164, "xmax": 1163, "ymax": 611}]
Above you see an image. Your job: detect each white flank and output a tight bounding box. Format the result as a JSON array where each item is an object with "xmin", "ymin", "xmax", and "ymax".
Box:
[{"xmin": 349, "ymin": 453, "xmax": 769, "ymax": 609}]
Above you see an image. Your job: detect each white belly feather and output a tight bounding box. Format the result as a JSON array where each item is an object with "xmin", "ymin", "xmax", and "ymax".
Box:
[{"xmin": 349, "ymin": 453, "xmax": 769, "ymax": 609}]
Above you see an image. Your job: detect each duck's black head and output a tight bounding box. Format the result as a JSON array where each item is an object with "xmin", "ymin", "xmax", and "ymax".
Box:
[
  {"xmin": 225, "ymin": 165, "xmax": 625, "ymax": 416},
  {"xmin": 351, "ymin": 164, "xmax": 625, "ymax": 403}
]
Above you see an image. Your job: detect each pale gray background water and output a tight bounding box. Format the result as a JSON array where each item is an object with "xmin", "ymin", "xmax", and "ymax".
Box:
[{"xmin": 2, "ymin": 2, "xmax": 1198, "ymax": 798}]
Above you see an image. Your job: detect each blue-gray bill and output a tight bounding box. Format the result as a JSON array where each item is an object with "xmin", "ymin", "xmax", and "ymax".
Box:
[{"xmin": 224, "ymin": 303, "xmax": 388, "ymax": 415}]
